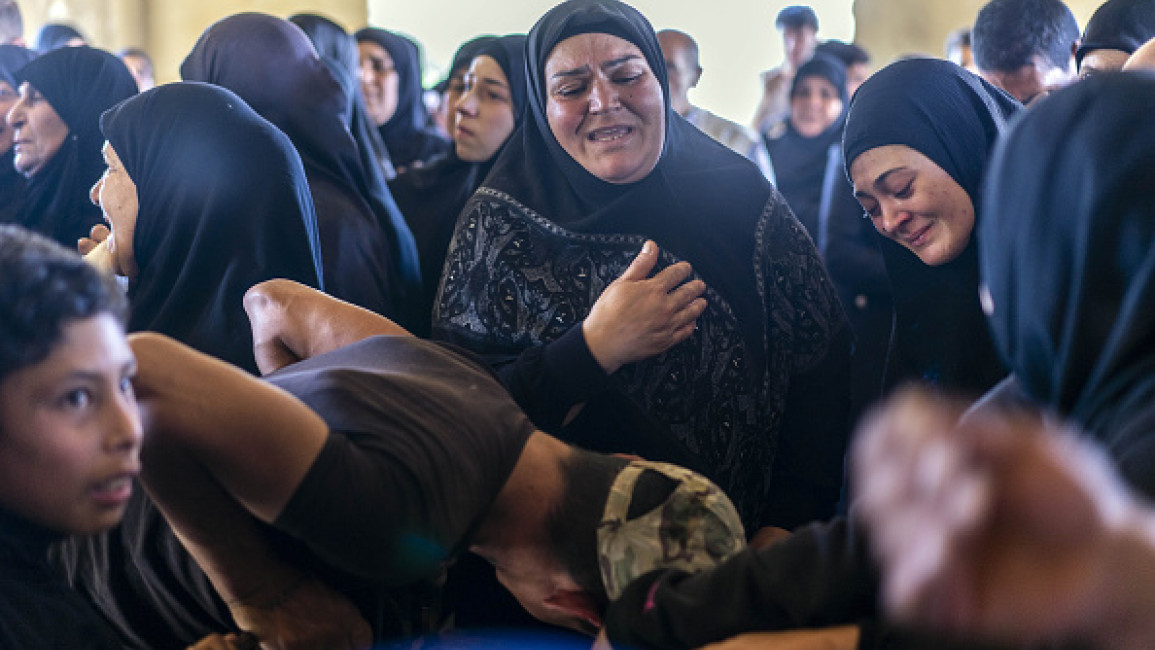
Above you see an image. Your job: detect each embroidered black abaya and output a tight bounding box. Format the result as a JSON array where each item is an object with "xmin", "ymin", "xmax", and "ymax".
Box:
[
  {"xmin": 390, "ymin": 34, "xmax": 526, "ymax": 336},
  {"xmin": 433, "ymin": 0, "xmax": 852, "ymax": 530},
  {"xmin": 981, "ymin": 71, "xmax": 1155, "ymax": 497},
  {"xmin": 182, "ymin": 13, "xmax": 421, "ymax": 324},
  {"xmin": 843, "ymin": 59, "xmax": 1019, "ymax": 397},
  {"xmin": 354, "ymin": 27, "xmax": 451, "ymax": 170},
  {"xmin": 12, "ymin": 47, "xmax": 136, "ymax": 247},
  {"xmin": 55, "ymin": 82, "xmax": 324, "ymax": 650},
  {"xmin": 0, "ymin": 45, "xmax": 35, "ymax": 226}
]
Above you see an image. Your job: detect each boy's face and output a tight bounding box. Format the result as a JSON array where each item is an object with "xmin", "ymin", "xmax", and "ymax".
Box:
[{"xmin": 0, "ymin": 314, "xmax": 141, "ymax": 534}]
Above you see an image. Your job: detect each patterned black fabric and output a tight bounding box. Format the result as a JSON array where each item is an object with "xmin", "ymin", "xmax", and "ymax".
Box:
[{"xmin": 437, "ymin": 184, "xmax": 849, "ymax": 528}]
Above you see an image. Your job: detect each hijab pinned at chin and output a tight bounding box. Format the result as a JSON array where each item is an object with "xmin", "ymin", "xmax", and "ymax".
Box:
[
  {"xmin": 12, "ymin": 46, "xmax": 136, "ymax": 247},
  {"xmin": 980, "ymin": 73, "xmax": 1155, "ymax": 489},
  {"xmin": 842, "ymin": 58, "xmax": 1020, "ymax": 395}
]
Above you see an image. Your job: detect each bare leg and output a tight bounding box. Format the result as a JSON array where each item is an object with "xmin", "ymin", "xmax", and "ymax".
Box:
[{"xmin": 243, "ymin": 279, "xmax": 412, "ymax": 376}]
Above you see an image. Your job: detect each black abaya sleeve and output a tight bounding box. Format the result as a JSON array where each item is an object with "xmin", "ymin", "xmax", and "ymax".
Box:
[{"xmin": 487, "ymin": 324, "xmax": 610, "ymax": 433}]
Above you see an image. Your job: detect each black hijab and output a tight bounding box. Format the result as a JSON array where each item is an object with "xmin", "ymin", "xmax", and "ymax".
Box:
[
  {"xmin": 389, "ymin": 34, "xmax": 527, "ymax": 335},
  {"xmin": 33, "ymin": 23, "xmax": 85, "ymax": 53},
  {"xmin": 1076, "ymin": 0, "xmax": 1155, "ymax": 67},
  {"xmin": 12, "ymin": 47, "xmax": 136, "ymax": 247},
  {"xmin": 436, "ymin": 0, "xmax": 850, "ymax": 528},
  {"xmin": 182, "ymin": 13, "xmax": 421, "ymax": 323},
  {"xmin": 766, "ymin": 53, "xmax": 848, "ymax": 239},
  {"xmin": 102, "ymin": 82, "xmax": 323, "ymax": 373},
  {"xmin": 54, "ymin": 83, "xmax": 324, "ymax": 650},
  {"xmin": 354, "ymin": 27, "xmax": 450, "ymax": 169},
  {"xmin": 0, "ymin": 45, "xmax": 36, "ymax": 226},
  {"xmin": 434, "ymin": 34, "xmax": 498, "ymax": 93},
  {"xmin": 289, "ymin": 14, "xmax": 400, "ymax": 184},
  {"xmin": 842, "ymin": 58, "xmax": 1020, "ymax": 396},
  {"xmin": 981, "ymin": 72, "xmax": 1155, "ymax": 495}
]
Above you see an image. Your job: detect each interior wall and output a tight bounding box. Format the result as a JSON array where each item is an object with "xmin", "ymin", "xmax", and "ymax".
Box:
[
  {"xmin": 146, "ymin": 0, "xmax": 367, "ymax": 84},
  {"xmin": 13, "ymin": 0, "xmax": 1114, "ymax": 118},
  {"xmin": 15, "ymin": 0, "xmax": 366, "ymax": 83}
]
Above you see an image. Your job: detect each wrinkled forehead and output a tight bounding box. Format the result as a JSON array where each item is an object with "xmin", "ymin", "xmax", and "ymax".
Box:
[{"xmin": 544, "ymin": 32, "xmax": 647, "ymax": 77}]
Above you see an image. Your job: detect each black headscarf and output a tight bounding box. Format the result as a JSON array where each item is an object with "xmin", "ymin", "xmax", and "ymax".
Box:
[
  {"xmin": 766, "ymin": 53, "xmax": 848, "ymax": 239},
  {"xmin": 842, "ymin": 58, "xmax": 1020, "ymax": 396},
  {"xmin": 434, "ymin": 34, "xmax": 497, "ymax": 93},
  {"xmin": 1076, "ymin": 0, "xmax": 1155, "ymax": 67},
  {"xmin": 53, "ymin": 82, "xmax": 324, "ymax": 650},
  {"xmin": 0, "ymin": 45, "xmax": 36, "ymax": 226},
  {"xmin": 33, "ymin": 23, "xmax": 85, "ymax": 53},
  {"xmin": 435, "ymin": 0, "xmax": 851, "ymax": 529},
  {"xmin": 288, "ymin": 14, "xmax": 399, "ymax": 184},
  {"xmin": 102, "ymin": 82, "xmax": 323, "ymax": 373},
  {"xmin": 354, "ymin": 27, "xmax": 451, "ymax": 169},
  {"xmin": 12, "ymin": 47, "xmax": 136, "ymax": 247},
  {"xmin": 981, "ymin": 72, "xmax": 1155, "ymax": 495},
  {"xmin": 389, "ymin": 34, "xmax": 527, "ymax": 336},
  {"xmin": 182, "ymin": 13, "xmax": 421, "ymax": 324}
]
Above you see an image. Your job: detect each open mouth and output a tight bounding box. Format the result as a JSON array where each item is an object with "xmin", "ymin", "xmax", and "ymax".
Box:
[
  {"xmin": 587, "ymin": 125, "xmax": 632, "ymax": 142},
  {"xmin": 90, "ymin": 473, "xmax": 135, "ymax": 506}
]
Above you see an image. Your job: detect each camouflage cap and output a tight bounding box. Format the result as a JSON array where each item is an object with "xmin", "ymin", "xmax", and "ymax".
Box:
[{"xmin": 597, "ymin": 460, "xmax": 746, "ymax": 600}]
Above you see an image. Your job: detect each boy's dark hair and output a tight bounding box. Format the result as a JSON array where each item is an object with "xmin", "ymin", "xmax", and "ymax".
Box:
[
  {"xmin": 816, "ymin": 40, "xmax": 870, "ymax": 66},
  {"xmin": 0, "ymin": 0, "xmax": 21, "ymax": 45},
  {"xmin": 545, "ymin": 449, "xmax": 676, "ymax": 611},
  {"xmin": 776, "ymin": 6, "xmax": 818, "ymax": 32},
  {"xmin": 973, "ymin": 0, "xmax": 1079, "ymax": 72},
  {"xmin": 0, "ymin": 225, "xmax": 127, "ymax": 385}
]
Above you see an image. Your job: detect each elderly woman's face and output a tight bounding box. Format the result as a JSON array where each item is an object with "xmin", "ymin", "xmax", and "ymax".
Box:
[
  {"xmin": 0, "ymin": 81, "xmax": 17, "ymax": 156},
  {"xmin": 89, "ymin": 143, "xmax": 140, "ymax": 280},
  {"xmin": 6, "ymin": 82, "xmax": 70, "ymax": 177},
  {"xmin": 850, "ymin": 144, "xmax": 975, "ymax": 266},
  {"xmin": 358, "ymin": 41, "xmax": 400, "ymax": 127},
  {"xmin": 544, "ymin": 32, "xmax": 664, "ymax": 184}
]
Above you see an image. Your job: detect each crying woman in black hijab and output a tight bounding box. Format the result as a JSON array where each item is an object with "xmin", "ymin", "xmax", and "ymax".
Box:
[
  {"xmin": 182, "ymin": 13, "xmax": 422, "ymax": 326},
  {"xmin": 7, "ymin": 46, "xmax": 135, "ymax": 247},
  {"xmin": 389, "ymin": 34, "xmax": 527, "ymax": 335},
  {"xmin": 843, "ymin": 58, "xmax": 1020, "ymax": 398}
]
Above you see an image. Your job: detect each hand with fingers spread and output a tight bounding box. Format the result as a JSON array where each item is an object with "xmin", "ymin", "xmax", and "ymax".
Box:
[
  {"xmin": 582, "ymin": 240, "xmax": 707, "ymax": 374},
  {"xmin": 852, "ymin": 388, "xmax": 1155, "ymax": 650}
]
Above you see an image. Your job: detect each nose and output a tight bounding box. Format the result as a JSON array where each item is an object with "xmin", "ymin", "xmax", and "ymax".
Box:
[
  {"xmin": 455, "ymin": 87, "xmax": 478, "ymax": 117},
  {"xmin": 90, "ymin": 176, "xmax": 103, "ymax": 206},
  {"xmin": 6, "ymin": 100, "xmax": 23, "ymax": 130},
  {"xmin": 359, "ymin": 60, "xmax": 375, "ymax": 85},
  {"xmin": 588, "ymin": 76, "xmax": 619, "ymax": 113},
  {"xmin": 104, "ymin": 386, "xmax": 142, "ymax": 455},
  {"xmin": 875, "ymin": 203, "xmax": 912, "ymax": 235}
]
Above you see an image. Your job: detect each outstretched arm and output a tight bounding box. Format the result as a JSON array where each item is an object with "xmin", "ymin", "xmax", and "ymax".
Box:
[
  {"xmin": 130, "ymin": 332, "xmax": 370, "ymax": 649},
  {"xmin": 243, "ymin": 279, "xmax": 412, "ymax": 375},
  {"xmin": 853, "ymin": 388, "xmax": 1155, "ymax": 650}
]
